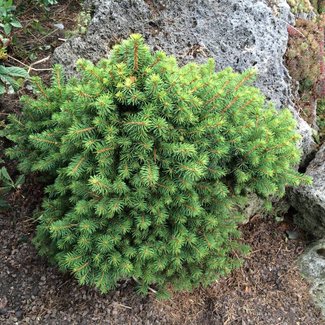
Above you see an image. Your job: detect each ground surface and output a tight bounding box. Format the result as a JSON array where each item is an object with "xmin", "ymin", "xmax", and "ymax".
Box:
[
  {"xmin": 0, "ymin": 190, "xmax": 323, "ymax": 324},
  {"xmin": 0, "ymin": 1, "xmax": 324, "ymax": 324}
]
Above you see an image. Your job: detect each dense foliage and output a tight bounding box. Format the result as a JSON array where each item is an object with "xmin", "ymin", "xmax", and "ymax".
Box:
[
  {"xmin": 287, "ymin": 0, "xmax": 324, "ymax": 14},
  {"xmin": 0, "ymin": 64, "xmax": 29, "ymax": 94},
  {"xmin": 0, "ymin": 0, "xmax": 22, "ymax": 38},
  {"xmin": 0, "ymin": 0, "xmax": 29, "ymax": 95},
  {"xmin": 5, "ymin": 35, "xmax": 307, "ymax": 297}
]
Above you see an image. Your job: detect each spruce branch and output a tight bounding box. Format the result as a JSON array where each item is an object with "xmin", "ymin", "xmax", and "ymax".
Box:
[{"xmin": 4, "ymin": 34, "xmax": 309, "ymax": 297}]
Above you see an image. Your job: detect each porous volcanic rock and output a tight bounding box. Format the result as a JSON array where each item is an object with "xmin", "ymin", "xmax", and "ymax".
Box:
[{"xmin": 55, "ymin": 0, "xmax": 292, "ymax": 108}]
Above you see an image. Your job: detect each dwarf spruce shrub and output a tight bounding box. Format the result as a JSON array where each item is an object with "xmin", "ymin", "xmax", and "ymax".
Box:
[{"xmin": 5, "ymin": 35, "xmax": 307, "ymax": 297}]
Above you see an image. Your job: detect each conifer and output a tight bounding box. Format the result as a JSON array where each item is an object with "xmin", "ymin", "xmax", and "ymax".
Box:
[{"xmin": 5, "ymin": 34, "xmax": 308, "ymax": 297}]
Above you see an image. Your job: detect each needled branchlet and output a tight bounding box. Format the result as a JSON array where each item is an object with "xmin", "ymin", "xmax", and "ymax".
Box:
[{"xmin": 4, "ymin": 34, "xmax": 310, "ymax": 298}]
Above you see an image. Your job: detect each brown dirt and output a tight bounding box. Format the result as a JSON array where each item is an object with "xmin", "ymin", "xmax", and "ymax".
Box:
[
  {"xmin": 9, "ymin": 0, "xmax": 81, "ymax": 69},
  {"xmin": 0, "ymin": 1, "xmax": 324, "ymax": 324}
]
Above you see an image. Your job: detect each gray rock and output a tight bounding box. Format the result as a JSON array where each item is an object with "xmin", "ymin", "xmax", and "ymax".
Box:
[
  {"xmin": 291, "ymin": 107, "xmax": 317, "ymax": 166},
  {"xmin": 53, "ymin": 0, "xmax": 315, "ymax": 160},
  {"xmin": 299, "ymin": 239, "xmax": 325, "ymax": 317},
  {"xmin": 0, "ymin": 308, "xmax": 8, "ymax": 316},
  {"xmin": 55, "ymin": 0, "xmax": 291, "ymax": 107},
  {"xmin": 289, "ymin": 143, "xmax": 325, "ymax": 238},
  {"xmin": 242, "ymin": 194, "xmax": 265, "ymax": 220},
  {"xmin": 15, "ymin": 309, "xmax": 23, "ymax": 320}
]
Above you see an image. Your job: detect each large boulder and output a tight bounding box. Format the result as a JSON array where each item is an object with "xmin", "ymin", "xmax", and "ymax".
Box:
[
  {"xmin": 53, "ymin": 0, "xmax": 316, "ymax": 163},
  {"xmin": 55, "ymin": 0, "xmax": 292, "ymax": 109},
  {"xmin": 289, "ymin": 143, "xmax": 325, "ymax": 238}
]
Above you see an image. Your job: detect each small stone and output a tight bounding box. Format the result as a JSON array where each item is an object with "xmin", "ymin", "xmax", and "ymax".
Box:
[
  {"xmin": 32, "ymin": 287, "xmax": 40, "ymax": 296},
  {"xmin": 285, "ymin": 230, "xmax": 300, "ymax": 240},
  {"xmin": 15, "ymin": 309, "xmax": 23, "ymax": 319},
  {"xmin": 0, "ymin": 296, "xmax": 8, "ymax": 309},
  {"xmin": 0, "ymin": 308, "xmax": 8, "ymax": 315},
  {"xmin": 53, "ymin": 23, "xmax": 65, "ymax": 30}
]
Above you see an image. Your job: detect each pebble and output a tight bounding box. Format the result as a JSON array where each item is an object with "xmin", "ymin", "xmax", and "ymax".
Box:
[
  {"xmin": 15, "ymin": 310, "xmax": 23, "ymax": 320},
  {"xmin": 0, "ymin": 308, "xmax": 8, "ymax": 315}
]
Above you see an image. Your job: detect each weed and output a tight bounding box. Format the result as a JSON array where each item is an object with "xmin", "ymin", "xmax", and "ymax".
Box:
[{"xmin": 0, "ymin": 162, "xmax": 24, "ymax": 209}]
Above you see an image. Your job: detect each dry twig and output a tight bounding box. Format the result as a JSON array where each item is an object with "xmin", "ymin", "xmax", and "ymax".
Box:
[{"xmin": 7, "ymin": 55, "xmax": 52, "ymax": 73}]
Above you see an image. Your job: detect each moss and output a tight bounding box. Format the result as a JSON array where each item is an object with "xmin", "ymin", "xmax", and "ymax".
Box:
[
  {"xmin": 288, "ymin": 0, "xmax": 324, "ymax": 14},
  {"xmin": 287, "ymin": 0, "xmax": 313, "ymax": 14},
  {"xmin": 285, "ymin": 18, "xmax": 324, "ymax": 125},
  {"xmin": 310, "ymin": 0, "xmax": 325, "ymax": 13},
  {"xmin": 286, "ymin": 19, "xmax": 321, "ymax": 88},
  {"xmin": 317, "ymin": 99, "xmax": 325, "ymax": 140}
]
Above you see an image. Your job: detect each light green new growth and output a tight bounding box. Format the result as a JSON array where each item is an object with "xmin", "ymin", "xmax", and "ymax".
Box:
[{"xmin": 5, "ymin": 34, "xmax": 309, "ymax": 298}]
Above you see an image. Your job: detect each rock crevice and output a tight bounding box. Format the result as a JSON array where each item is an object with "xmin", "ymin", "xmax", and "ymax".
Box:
[{"xmin": 289, "ymin": 143, "xmax": 325, "ymax": 238}]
